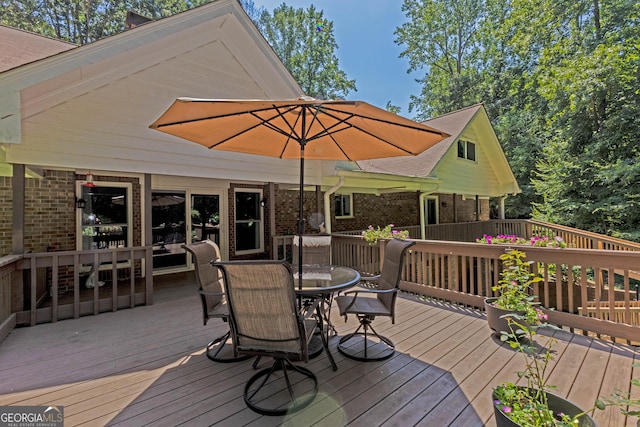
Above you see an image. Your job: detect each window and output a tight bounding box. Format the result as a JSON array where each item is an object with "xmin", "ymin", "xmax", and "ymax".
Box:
[
  {"xmin": 235, "ymin": 190, "xmax": 263, "ymax": 254},
  {"xmin": 77, "ymin": 182, "xmax": 132, "ymax": 250},
  {"xmin": 457, "ymin": 140, "xmax": 476, "ymax": 161},
  {"xmin": 151, "ymin": 191, "xmax": 187, "ymax": 270},
  {"xmin": 335, "ymin": 194, "xmax": 353, "ymax": 218}
]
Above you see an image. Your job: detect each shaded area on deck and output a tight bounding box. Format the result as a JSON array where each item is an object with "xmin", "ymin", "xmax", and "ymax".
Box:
[{"xmin": 0, "ymin": 273, "xmax": 639, "ymax": 426}]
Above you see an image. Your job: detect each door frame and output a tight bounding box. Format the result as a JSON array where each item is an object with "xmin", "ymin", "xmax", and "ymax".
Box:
[{"xmin": 149, "ymin": 185, "xmax": 228, "ymax": 273}]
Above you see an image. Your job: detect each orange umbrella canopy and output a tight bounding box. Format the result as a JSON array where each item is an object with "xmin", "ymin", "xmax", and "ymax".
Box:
[
  {"xmin": 150, "ymin": 97, "xmax": 448, "ymax": 288},
  {"xmin": 149, "ymin": 97, "xmax": 449, "ymax": 161}
]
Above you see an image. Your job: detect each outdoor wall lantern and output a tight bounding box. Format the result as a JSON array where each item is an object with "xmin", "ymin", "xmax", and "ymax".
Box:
[
  {"xmin": 260, "ymin": 197, "xmax": 267, "ymax": 208},
  {"xmin": 76, "ymin": 197, "xmax": 86, "ymax": 209}
]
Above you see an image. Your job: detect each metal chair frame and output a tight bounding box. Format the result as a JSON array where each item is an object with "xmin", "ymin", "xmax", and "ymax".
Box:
[{"xmin": 336, "ymin": 238, "xmax": 415, "ymax": 361}]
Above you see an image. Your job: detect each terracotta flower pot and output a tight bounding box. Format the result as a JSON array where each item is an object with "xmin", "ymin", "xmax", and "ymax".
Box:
[{"xmin": 492, "ymin": 387, "xmax": 597, "ymax": 427}]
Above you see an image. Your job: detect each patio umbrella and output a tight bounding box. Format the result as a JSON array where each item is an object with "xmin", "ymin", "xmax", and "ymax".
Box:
[{"xmin": 149, "ymin": 96, "xmax": 449, "ymax": 289}]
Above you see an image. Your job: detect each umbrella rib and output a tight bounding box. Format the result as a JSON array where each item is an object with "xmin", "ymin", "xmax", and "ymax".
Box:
[
  {"xmin": 313, "ymin": 107, "xmax": 440, "ymax": 155},
  {"xmin": 204, "ymin": 105, "xmax": 302, "ymax": 149},
  {"xmin": 319, "ymin": 104, "xmax": 445, "ymax": 135}
]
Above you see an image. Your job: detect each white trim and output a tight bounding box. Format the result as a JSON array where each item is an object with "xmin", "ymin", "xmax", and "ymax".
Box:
[
  {"xmin": 75, "ymin": 180, "xmax": 133, "ymax": 251},
  {"xmin": 233, "ymin": 188, "xmax": 264, "ymax": 255},
  {"xmin": 334, "ymin": 193, "xmax": 353, "ymax": 219}
]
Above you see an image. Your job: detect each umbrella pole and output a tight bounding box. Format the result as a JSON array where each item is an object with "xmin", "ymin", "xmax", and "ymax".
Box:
[{"xmin": 297, "ymin": 146, "xmax": 305, "ymax": 294}]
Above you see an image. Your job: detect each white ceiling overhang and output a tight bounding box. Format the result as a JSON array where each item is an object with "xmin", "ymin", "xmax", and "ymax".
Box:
[{"xmin": 320, "ymin": 170, "xmax": 442, "ymax": 195}]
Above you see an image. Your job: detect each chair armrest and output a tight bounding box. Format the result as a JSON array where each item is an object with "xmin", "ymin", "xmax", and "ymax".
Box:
[
  {"xmin": 359, "ymin": 274, "xmax": 381, "ymax": 289},
  {"xmin": 339, "ymin": 288, "xmax": 397, "ymax": 312},
  {"xmin": 343, "ymin": 288, "xmax": 396, "ymax": 296}
]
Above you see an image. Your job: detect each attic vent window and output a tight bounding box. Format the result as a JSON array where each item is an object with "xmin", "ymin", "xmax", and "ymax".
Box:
[{"xmin": 457, "ymin": 140, "xmax": 476, "ymax": 162}]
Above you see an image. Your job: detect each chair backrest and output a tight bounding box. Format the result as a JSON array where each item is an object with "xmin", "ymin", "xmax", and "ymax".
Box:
[
  {"xmin": 292, "ymin": 235, "xmax": 332, "ymax": 265},
  {"xmin": 377, "ymin": 238, "xmax": 416, "ymax": 311},
  {"xmin": 183, "ymin": 241, "xmax": 223, "ymax": 320},
  {"xmin": 215, "ymin": 260, "xmax": 308, "ymax": 360}
]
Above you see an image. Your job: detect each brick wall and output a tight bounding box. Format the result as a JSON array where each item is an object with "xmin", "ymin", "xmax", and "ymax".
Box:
[
  {"xmin": 331, "ymin": 192, "xmax": 420, "ymax": 232},
  {"xmin": 24, "ymin": 170, "xmax": 76, "ymax": 253},
  {"xmin": 439, "ymin": 194, "xmax": 490, "ymax": 223},
  {"xmin": 0, "ymin": 171, "xmax": 142, "ymax": 257},
  {"xmin": 0, "ymin": 177, "xmax": 12, "ymax": 256},
  {"xmin": 272, "ymin": 190, "xmax": 491, "ymax": 237}
]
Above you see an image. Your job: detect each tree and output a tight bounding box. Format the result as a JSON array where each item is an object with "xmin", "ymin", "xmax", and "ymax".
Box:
[
  {"xmin": 397, "ymin": 0, "xmax": 640, "ymax": 238},
  {"xmin": 395, "ymin": 0, "xmax": 484, "ymax": 120},
  {"xmin": 257, "ymin": 4, "xmax": 356, "ymax": 100},
  {"xmin": 385, "ymin": 101, "xmax": 401, "ymax": 114},
  {"xmin": 0, "ymin": 0, "xmax": 204, "ymax": 44}
]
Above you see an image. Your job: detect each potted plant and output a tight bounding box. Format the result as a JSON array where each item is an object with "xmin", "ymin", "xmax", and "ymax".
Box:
[
  {"xmin": 492, "ymin": 315, "xmax": 597, "ymax": 426},
  {"xmin": 361, "ymin": 224, "xmax": 409, "ymax": 245},
  {"xmin": 485, "ymin": 249, "xmax": 543, "ymax": 337}
]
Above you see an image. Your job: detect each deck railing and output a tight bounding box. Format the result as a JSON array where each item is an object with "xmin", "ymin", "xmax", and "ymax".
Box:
[
  {"xmin": 273, "ymin": 230, "xmax": 640, "ymax": 344},
  {"xmin": 0, "ymin": 247, "xmax": 153, "ymax": 333},
  {"xmin": 425, "ymin": 219, "xmax": 640, "ymax": 252}
]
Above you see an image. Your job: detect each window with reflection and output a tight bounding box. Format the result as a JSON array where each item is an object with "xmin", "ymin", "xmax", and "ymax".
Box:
[
  {"xmin": 235, "ymin": 190, "xmax": 263, "ymax": 253},
  {"xmin": 78, "ymin": 183, "xmax": 131, "ymax": 250}
]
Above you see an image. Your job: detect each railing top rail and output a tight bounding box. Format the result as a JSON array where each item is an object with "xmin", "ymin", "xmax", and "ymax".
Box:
[
  {"xmin": 524, "ymin": 219, "xmax": 640, "ymax": 250},
  {"xmin": 0, "ymin": 254, "xmax": 23, "ymax": 269}
]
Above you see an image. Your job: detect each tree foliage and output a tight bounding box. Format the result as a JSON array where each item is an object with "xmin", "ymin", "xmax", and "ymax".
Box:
[
  {"xmin": 257, "ymin": 3, "xmax": 356, "ymax": 100},
  {"xmin": 0, "ymin": 0, "xmax": 207, "ymax": 44},
  {"xmin": 397, "ymin": 0, "xmax": 640, "ymax": 239}
]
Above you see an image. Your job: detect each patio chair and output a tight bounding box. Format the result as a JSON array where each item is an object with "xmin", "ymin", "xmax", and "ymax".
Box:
[
  {"xmin": 335, "ymin": 238, "xmax": 415, "ymax": 361},
  {"xmin": 183, "ymin": 240, "xmax": 250, "ymax": 363},
  {"xmin": 292, "ymin": 235, "xmax": 332, "ymax": 265},
  {"xmin": 214, "ymin": 259, "xmax": 322, "ymax": 416}
]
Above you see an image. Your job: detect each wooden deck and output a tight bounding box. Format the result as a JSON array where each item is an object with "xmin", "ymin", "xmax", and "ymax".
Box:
[{"xmin": 1, "ymin": 273, "xmax": 639, "ymax": 426}]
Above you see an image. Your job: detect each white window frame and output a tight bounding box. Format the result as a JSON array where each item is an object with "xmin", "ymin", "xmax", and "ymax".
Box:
[
  {"xmin": 457, "ymin": 139, "xmax": 477, "ymax": 162},
  {"xmin": 234, "ymin": 188, "xmax": 264, "ymax": 255},
  {"xmin": 335, "ymin": 193, "xmax": 353, "ymax": 219},
  {"xmin": 76, "ymin": 181, "xmax": 133, "ymax": 251}
]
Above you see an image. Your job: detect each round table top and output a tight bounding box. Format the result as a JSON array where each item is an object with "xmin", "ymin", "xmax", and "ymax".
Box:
[{"xmin": 293, "ymin": 264, "xmax": 360, "ymax": 295}]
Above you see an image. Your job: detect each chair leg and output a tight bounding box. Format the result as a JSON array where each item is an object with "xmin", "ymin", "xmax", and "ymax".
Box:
[
  {"xmin": 243, "ymin": 358, "xmax": 318, "ymax": 416},
  {"xmin": 206, "ymin": 330, "xmax": 252, "ymax": 363},
  {"xmin": 337, "ymin": 316, "xmax": 395, "ymax": 362}
]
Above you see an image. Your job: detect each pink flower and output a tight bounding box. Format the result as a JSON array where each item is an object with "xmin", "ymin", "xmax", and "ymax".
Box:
[{"xmin": 502, "ymin": 406, "xmax": 512, "ymax": 413}]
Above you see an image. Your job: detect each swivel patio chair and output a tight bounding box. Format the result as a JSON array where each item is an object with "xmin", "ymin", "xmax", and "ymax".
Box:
[
  {"xmin": 335, "ymin": 238, "xmax": 415, "ymax": 361},
  {"xmin": 183, "ymin": 240, "xmax": 250, "ymax": 363},
  {"xmin": 214, "ymin": 260, "xmax": 323, "ymax": 416},
  {"xmin": 292, "ymin": 235, "xmax": 332, "ymax": 265}
]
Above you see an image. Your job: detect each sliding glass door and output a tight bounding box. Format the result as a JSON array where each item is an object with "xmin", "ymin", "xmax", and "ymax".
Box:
[
  {"xmin": 151, "ymin": 190, "xmax": 223, "ymax": 271},
  {"xmin": 191, "ymin": 194, "xmax": 221, "ymax": 246},
  {"xmin": 151, "ymin": 191, "xmax": 187, "ymax": 270}
]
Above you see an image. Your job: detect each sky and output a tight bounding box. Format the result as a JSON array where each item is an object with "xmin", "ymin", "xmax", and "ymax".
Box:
[{"xmin": 253, "ymin": 0, "xmax": 422, "ymax": 119}]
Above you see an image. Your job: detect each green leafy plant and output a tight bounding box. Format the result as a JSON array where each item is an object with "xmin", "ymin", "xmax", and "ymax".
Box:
[
  {"xmin": 476, "ymin": 234, "xmax": 567, "ymax": 248},
  {"xmin": 493, "ymin": 314, "xmax": 585, "ymax": 426},
  {"xmin": 361, "ymin": 224, "xmax": 409, "ymax": 245},
  {"xmin": 491, "ymin": 249, "xmax": 544, "ymax": 317},
  {"xmin": 585, "ymin": 362, "xmax": 640, "ymax": 424}
]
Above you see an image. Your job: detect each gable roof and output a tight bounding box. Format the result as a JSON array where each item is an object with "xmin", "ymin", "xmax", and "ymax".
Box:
[
  {"xmin": 353, "ymin": 104, "xmax": 520, "ymax": 196},
  {"xmin": 355, "ymin": 104, "xmax": 482, "ymax": 177},
  {"xmin": 0, "ymin": 25, "xmax": 76, "ymax": 72},
  {"xmin": 1, "ymin": 0, "xmax": 315, "ymax": 185}
]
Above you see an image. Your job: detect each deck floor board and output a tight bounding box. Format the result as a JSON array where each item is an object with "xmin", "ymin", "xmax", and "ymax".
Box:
[{"xmin": 1, "ymin": 277, "xmax": 639, "ymax": 426}]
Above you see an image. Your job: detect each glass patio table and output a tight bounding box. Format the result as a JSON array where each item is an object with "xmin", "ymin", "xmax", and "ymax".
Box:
[{"xmin": 293, "ymin": 264, "xmax": 361, "ymax": 371}]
